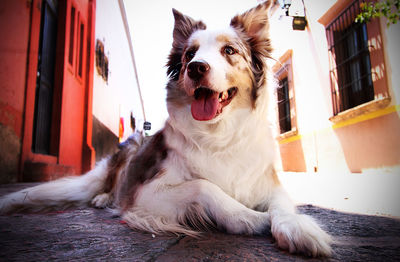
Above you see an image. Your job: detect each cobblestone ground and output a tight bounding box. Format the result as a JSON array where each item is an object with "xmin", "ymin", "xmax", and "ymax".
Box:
[{"xmin": 1, "ymin": 184, "xmax": 400, "ymax": 261}]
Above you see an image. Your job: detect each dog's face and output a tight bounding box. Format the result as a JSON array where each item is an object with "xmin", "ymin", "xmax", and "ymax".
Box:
[
  {"xmin": 166, "ymin": 1, "xmax": 272, "ymax": 124},
  {"xmin": 182, "ymin": 29, "xmax": 254, "ymax": 121}
]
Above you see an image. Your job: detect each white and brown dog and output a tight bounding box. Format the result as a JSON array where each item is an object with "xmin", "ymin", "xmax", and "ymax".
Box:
[{"xmin": 0, "ymin": 1, "xmax": 332, "ymax": 257}]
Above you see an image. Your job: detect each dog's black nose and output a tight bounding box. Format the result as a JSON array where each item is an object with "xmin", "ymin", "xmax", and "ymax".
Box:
[{"xmin": 187, "ymin": 61, "xmax": 210, "ymax": 80}]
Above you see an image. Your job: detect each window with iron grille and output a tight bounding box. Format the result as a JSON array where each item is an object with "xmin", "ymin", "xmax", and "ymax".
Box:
[
  {"xmin": 277, "ymin": 77, "xmax": 291, "ymax": 134},
  {"xmin": 326, "ymin": 0, "xmax": 374, "ymax": 116}
]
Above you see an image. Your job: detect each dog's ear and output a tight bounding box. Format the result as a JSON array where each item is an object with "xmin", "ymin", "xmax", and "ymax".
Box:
[
  {"xmin": 230, "ymin": 1, "xmax": 273, "ymax": 108},
  {"xmin": 230, "ymin": 1, "xmax": 272, "ymax": 45},
  {"xmin": 172, "ymin": 9, "xmax": 206, "ymax": 49},
  {"xmin": 167, "ymin": 9, "xmax": 206, "ymax": 81}
]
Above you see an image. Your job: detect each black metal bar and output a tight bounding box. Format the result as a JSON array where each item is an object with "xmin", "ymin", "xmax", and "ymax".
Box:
[{"xmin": 326, "ymin": 0, "xmax": 374, "ymax": 116}]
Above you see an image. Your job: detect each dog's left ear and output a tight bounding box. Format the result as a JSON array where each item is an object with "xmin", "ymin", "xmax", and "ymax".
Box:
[{"xmin": 230, "ymin": 0, "xmax": 272, "ymax": 45}]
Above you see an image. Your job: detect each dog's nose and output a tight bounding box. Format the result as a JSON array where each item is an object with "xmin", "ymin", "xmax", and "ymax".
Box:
[{"xmin": 187, "ymin": 60, "xmax": 210, "ymax": 81}]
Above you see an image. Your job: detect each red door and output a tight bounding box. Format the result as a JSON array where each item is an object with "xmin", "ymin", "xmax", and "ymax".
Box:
[
  {"xmin": 57, "ymin": 0, "xmax": 96, "ymax": 175},
  {"xmin": 20, "ymin": 0, "xmax": 95, "ymax": 181},
  {"xmin": 58, "ymin": 0, "xmax": 88, "ymax": 172}
]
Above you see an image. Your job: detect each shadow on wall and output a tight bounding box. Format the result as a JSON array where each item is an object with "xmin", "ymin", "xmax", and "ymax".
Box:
[
  {"xmin": 334, "ymin": 112, "xmax": 400, "ymax": 173},
  {"xmin": 92, "ymin": 116, "xmax": 118, "ymax": 162}
]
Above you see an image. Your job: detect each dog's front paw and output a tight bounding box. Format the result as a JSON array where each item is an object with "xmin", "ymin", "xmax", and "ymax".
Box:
[
  {"xmin": 271, "ymin": 213, "xmax": 332, "ymax": 257},
  {"xmin": 91, "ymin": 193, "xmax": 112, "ymax": 208}
]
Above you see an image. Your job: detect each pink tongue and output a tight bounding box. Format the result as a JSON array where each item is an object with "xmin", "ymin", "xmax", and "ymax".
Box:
[{"xmin": 191, "ymin": 92, "xmax": 219, "ymax": 121}]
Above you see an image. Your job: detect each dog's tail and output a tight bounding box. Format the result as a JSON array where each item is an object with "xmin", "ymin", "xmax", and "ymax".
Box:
[{"xmin": 0, "ymin": 158, "xmax": 110, "ymax": 213}]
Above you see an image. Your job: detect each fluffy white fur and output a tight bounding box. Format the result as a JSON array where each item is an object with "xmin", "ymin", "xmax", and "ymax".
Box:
[
  {"xmin": 0, "ymin": 2, "xmax": 332, "ymax": 257},
  {"xmin": 0, "ymin": 159, "xmax": 109, "ymax": 213}
]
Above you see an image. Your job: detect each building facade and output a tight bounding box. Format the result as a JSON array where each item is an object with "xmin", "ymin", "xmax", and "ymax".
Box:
[
  {"xmin": 270, "ymin": 0, "xmax": 400, "ymax": 173},
  {"xmin": 0, "ymin": 0, "xmax": 145, "ymax": 183},
  {"xmin": 92, "ymin": 0, "xmax": 145, "ymax": 162},
  {"xmin": 0, "ymin": 0, "xmax": 96, "ymax": 183}
]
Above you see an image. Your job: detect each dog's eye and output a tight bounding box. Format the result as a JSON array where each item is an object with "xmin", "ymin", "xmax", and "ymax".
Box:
[
  {"xmin": 223, "ymin": 46, "xmax": 236, "ymax": 55},
  {"xmin": 185, "ymin": 50, "xmax": 196, "ymax": 61}
]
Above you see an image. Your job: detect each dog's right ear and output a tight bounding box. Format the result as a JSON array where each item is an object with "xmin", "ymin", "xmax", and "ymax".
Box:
[{"xmin": 167, "ymin": 9, "xmax": 206, "ymax": 81}]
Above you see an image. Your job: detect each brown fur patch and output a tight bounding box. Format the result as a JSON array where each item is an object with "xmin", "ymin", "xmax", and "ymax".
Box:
[
  {"xmin": 225, "ymin": 73, "xmax": 235, "ymax": 86},
  {"xmin": 103, "ymin": 137, "xmax": 143, "ymax": 195},
  {"xmin": 224, "ymin": 53, "xmax": 239, "ymax": 67},
  {"xmin": 224, "ymin": 62, "xmax": 254, "ymax": 110},
  {"xmin": 104, "ymin": 150, "xmax": 127, "ymax": 194},
  {"xmin": 216, "ymin": 35, "xmax": 250, "ymax": 68},
  {"xmin": 185, "ymin": 41, "xmax": 200, "ymax": 52},
  {"xmin": 117, "ymin": 131, "xmax": 169, "ymax": 210},
  {"xmin": 216, "ymin": 34, "xmax": 230, "ymax": 43}
]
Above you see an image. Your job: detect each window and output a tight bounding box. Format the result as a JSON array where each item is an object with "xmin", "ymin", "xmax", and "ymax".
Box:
[
  {"xmin": 326, "ymin": 0, "xmax": 374, "ymax": 115},
  {"xmin": 273, "ymin": 50, "xmax": 296, "ymax": 136},
  {"xmin": 277, "ymin": 77, "xmax": 291, "ymax": 134},
  {"xmin": 78, "ymin": 22, "xmax": 84, "ymax": 77},
  {"xmin": 68, "ymin": 6, "xmax": 75, "ymax": 66},
  {"xmin": 67, "ymin": 4, "xmax": 87, "ymax": 80}
]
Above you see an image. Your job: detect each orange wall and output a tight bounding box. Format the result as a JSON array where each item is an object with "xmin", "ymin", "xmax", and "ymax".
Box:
[
  {"xmin": 279, "ymin": 110, "xmax": 400, "ymax": 173},
  {"xmin": 279, "ymin": 139, "xmax": 306, "ymax": 172},
  {"xmin": 333, "ymin": 112, "xmax": 400, "ymax": 172}
]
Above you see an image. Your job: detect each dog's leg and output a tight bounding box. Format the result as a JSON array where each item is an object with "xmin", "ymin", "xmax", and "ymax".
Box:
[
  {"xmin": 123, "ymin": 178, "xmax": 270, "ymax": 236},
  {"xmin": 91, "ymin": 192, "xmax": 113, "ymax": 208},
  {"xmin": 268, "ymin": 186, "xmax": 332, "ymax": 257}
]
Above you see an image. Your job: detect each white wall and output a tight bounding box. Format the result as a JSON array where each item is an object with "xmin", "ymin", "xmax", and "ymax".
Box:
[
  {"xmin": 269, "ymin": 0, "xmax": 336, "ymax": 134},
  {"xmin": 93, "ymin": 0, "xmax": 145, "ymax": 139},
  {"xmin": 383, "ymin": 18, "xmax": 400, "ymax": 105}
]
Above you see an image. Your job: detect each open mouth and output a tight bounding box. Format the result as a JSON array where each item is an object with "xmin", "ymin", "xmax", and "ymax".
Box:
[{"xmin": 191, "ymin": 87, "xmax": 238, "ymax": 121}]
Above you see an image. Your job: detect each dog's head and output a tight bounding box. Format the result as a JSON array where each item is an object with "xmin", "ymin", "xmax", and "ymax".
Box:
[{"xmin": 166, "ymin": 1, "xmax": 272, "ymax": 124}]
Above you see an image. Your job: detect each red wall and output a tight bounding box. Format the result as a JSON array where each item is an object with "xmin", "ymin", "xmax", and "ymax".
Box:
[{"xmin": 0, "ymin": 0, "xmax": 30, "ymax": 139}]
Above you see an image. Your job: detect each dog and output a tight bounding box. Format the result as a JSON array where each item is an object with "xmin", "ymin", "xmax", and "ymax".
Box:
[{"xmin": 0, "ymin": 1, "xmax": 332, "ymax": 257}]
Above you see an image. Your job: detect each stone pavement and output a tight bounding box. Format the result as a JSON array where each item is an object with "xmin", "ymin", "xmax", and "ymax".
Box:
[{"xmin": 0, "ymin": 184, "xmax": 400, "ymax": 261}]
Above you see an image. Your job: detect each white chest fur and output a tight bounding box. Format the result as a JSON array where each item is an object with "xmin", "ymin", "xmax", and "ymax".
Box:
[{"xmin": 164, "ymin": 109, "xmax": 278, "ymax": 209}]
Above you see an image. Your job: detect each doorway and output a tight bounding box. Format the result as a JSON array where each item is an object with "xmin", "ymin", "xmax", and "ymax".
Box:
[{"xmin": 32, "ymin": 0, "xmax": 59, "ymax": 155}]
